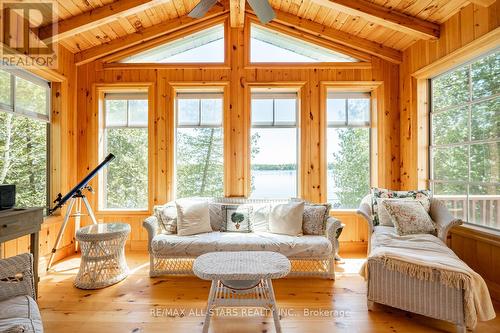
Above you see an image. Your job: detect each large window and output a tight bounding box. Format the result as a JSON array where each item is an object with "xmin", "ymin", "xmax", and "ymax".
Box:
[
  {"xmin": 175, "ymin": 91, "xmax": 224, "ymax": 198},
  {"xmin": 101, "ymin": 92, "xmax": 149, "ymax": 210},
  {"xmin": 327, "ymin": 92, "xmax": 371, "ymax": 209},
  {"xmin": 430, "ymin": 50, "xmax": 499, "ymax": 230},
  {"xmin": 250, "ymin": 89, "xmax": 298, "ymax": 198},
  {"xmin": 0, "ymin": 68, "xmax": 50, "ymax": 208}
]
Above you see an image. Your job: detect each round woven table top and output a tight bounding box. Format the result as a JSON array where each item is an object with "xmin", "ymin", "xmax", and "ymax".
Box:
[
  {"xmin": 193, "ymin": 251, "xmax": 291, "ymax": 281},
  {"xmin": 76, "ymin": 223, "xmax": 130, "ymax": 241}
]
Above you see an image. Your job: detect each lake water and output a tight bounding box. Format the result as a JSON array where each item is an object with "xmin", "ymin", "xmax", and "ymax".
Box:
[{"xmin": 251, "ymin": 170, "xmax": 338, "ymax": 200}]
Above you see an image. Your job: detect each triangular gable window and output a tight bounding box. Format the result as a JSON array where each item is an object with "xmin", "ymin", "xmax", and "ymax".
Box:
[
  {"xmin": 120, "ymin": 24, "xmax": 224, "ymax": 63},
  {"xmin": 251, "ymin": 23, "xmax": 359, "ymax": 63}
]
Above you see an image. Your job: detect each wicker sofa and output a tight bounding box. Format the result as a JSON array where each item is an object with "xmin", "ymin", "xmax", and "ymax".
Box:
[
  {"xmin": 357, "ymin": 194, "xmax": 468, "ymax": 332},
  {"xmin": 0, "ymin": 253, "xmax": 43, "ymax": 333},
  {"xmin": 143, "ymin": 197, "xmax": 342, "ymax": 279}
]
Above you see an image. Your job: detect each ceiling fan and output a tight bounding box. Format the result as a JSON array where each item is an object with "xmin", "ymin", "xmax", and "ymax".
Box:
[{"xmin": 188, "ymin": 0, "xmax": 276, "ymax": 25}]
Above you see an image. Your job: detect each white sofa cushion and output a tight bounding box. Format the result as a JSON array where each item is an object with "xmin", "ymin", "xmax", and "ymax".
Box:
[
  {"xmin": 151, "ymin": 231, "xmax": 332, "ymax": 259},
  {"xmin": 176, "ymin": 199, "xmax": 212, "ymax": 236},
  {"xmin": 269, "ymin": 201, "xmax": 304, "ymax": 236},
  {"xmin": 0, "ymin": 295, "xmax": 43, "ymax": 333}
]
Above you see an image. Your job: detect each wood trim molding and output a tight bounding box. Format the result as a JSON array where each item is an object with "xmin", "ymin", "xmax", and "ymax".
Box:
[
  {"xmin": 412, "ymin": 27, "xmax": 500, "ymax": 79},
  {"xmin": 468, "ymin": 0, "xmax": 496, "ymax": 7},
  {"xmin": 309, "ymin": 0, "xmax": 440, "ymax": 40},
  {"xmin": 451, "ymin": 225, "xmax": 500, "ymax": 248}
]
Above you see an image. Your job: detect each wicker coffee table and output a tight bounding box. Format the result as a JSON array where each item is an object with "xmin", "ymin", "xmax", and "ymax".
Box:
[
  {"xmin": 74, "ymin": 223, "xmax": 130, "ymax": 289},
  {"xmin": 193, "ymin": 251, "xmax": 291, "ymax": 333}
]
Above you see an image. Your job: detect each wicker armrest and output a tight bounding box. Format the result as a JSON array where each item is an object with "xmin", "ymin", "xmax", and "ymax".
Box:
[
  {"xmin": 357, "ymin": 194, "xmax": 374, "ymax": 234},
  {"xmin": 143, "ymin": 216, "xmax": 160, "ymax": 252},
  {"xmin": 430, "ymin": 198, "xmax": 464, "ymax": 242},
  {"xmin": 0, "ymin": 253, "xmax": 35, "ymax": 301},
  {"xmin": 325, "ymin": 216, "xmax": 342, "ymax": 255}
]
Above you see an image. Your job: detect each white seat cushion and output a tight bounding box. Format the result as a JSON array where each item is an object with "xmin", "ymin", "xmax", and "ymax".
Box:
[
  {"xmin": 151, "ymin": 231, "xmax": 332, "ymax": 259},
  {"xmin": 0, "ymin": 295, "xmax": 43, "ymax": 333}
]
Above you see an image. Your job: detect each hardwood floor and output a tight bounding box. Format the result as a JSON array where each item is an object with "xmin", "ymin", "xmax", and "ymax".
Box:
[{"xmin": 39, "ymin": 251, "xmax": 500, "ymax": 333}]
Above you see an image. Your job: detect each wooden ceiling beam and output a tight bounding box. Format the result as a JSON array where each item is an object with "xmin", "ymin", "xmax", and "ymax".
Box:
[
  {"xmin": 270, "ymin": 9, "xmax": 402, "ymax": 64},
  {"xmin": 37, "ymin": 0, "xmax": 165, "ymax": 44},
  {"xmin": 74, "ymin": 5, "xmax": 228, "ymax": 65},
  {"xmin": 229, "ymin": 0, "xmax": 246, "ymax": 28},
  {"xmin": 309, "ymin": 0, "xmax": 440, "ymax": 40}
]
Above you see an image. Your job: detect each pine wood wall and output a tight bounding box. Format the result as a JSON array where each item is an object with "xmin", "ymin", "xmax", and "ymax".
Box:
[
  {"xmin": 399, "ymin": 1, "xmax": 500, "ymax": 299},
  {"xmin": 75, "ymin": 27, "xmax": 400, "ymax": 252}
]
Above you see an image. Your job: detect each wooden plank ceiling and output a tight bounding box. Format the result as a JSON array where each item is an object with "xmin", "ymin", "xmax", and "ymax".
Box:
[{"xmin": 48, "ymin": 0, "xmax": 472, "ymax": 57}]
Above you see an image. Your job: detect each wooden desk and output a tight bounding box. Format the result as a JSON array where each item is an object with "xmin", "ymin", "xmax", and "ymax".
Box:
[{"xmin": 0, "ymin": 208, "xmax": 44, "ymax": 298}]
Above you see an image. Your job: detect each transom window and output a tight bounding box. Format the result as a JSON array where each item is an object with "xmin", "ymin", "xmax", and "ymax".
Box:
[
  {"xmin": 327, "ymin": 91, "xmax": 371, "ymax": 209},
  {"xmin": 121, "ymin": 24, "xmax": 224, "ymax": 63},
  {"xmin": 250, "ymin": 23, "xmax": 359, "ymax": 63},
  {"xmin": 175, "ymin": 90, "xmax": 224, "ymax": 198},
  {"xmin": 0, "ymin": 68, "xmax": 50, "ymax": 208},
  {"xmin": 250, "ymin": 89, "xmax": 299, "ymax": 198},
  {"xmin": 430, "ymin": 49, "xmax": 499, "ymax": 230},
  {"xmin": 100, "ymin": 91, "xmax": 149, "ymax": 210}
]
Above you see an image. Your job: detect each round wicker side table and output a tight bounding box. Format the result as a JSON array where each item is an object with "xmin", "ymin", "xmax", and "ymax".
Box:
[
  {"xmin": 193, "ymin": 251, "xmax": 291, "ymax": 333},
  {"xmin": 74, "ymin": 223, "xmax": 130, "ymax": 290}
]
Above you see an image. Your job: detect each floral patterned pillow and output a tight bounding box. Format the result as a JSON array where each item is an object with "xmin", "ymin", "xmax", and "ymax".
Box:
[
  {"xmin": 371, "ymin": 188, "xmax": 432, "ymax": 226},
  {"xmin": 154, "ymin": 204, "xmax": 177, "ymax": 234},
  {"xmin": 382, "ymin": 200, "xmax": 436, "ymax": 236},
  {"xmin": 302, "ymin": 203, "xmax": 331, "ymax": 235}
]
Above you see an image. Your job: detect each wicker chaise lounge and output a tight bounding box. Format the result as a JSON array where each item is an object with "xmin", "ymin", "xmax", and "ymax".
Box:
[{"xmin": 357, "ymin": 195, "xmax": 468, "ymax": 332}]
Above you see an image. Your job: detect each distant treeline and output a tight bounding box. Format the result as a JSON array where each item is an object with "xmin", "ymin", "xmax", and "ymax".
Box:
[{"xmin": 252, "ymin": 164, "xmax": 297, "ymax": 171}]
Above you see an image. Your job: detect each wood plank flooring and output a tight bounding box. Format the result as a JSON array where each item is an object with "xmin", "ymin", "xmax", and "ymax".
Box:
[{"xmin": 38, "ymin": 251, "xmax": 500, "ymax": 333}]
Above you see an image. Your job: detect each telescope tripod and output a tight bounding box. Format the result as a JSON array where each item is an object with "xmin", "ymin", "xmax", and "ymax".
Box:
[{"xmin": 47, "ymin": 190, "xmax": 98, "ymax": 271}]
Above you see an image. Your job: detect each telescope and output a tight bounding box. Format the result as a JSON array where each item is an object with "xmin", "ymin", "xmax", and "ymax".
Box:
[
  {"xmin": 48, "ymin": 153, "xmax": 115, "ymax": 215},
  {"xmin": 47, "ymin": 153, "xmax": 115, "ymax": 270}
]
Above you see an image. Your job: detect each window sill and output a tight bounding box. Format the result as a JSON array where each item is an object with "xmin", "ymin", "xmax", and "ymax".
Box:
[
  {"xmin": 96, "ymin": 210, "xmax": 150, "ymax": 216},
  {"xmin": 450, "ymin": 224, "xmax": 500, "ymax": 247},
  {"xmin": 330, "ymin": 209, "xmax": 359, "ymax": 215}
]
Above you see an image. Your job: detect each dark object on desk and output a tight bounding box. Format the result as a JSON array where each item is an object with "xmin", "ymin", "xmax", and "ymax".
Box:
[
  {"xmin": 0, "ymin": 184, "xmax": 16, "ymax": 210},
  {"xmin": 0, "ymin": 207, "xmax": 44, "ymax": 298}
]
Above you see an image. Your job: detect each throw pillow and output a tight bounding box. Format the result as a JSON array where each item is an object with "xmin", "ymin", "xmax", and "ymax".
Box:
[
  {"xmin": 221, "ymin": 205, "xmax": 252, "ymax": 232},
  {"xmin": 268, "ymin": 201, "xmax": 305, "ymax": 236},
  {"xmin": 154, "ymin": 204, "xmax": 177, "ymax": 234},
  {"xmin": 175, "ymin": 199, "xmax": 212, "ymax": 236},
  {"xmin": 382, "ymin": 200, "xmax": 436, "ymax": 236},
  {"xmin": 251, "ymin": 203, "xmax": 271, "ymax": 232},
  {"xmin": 371, "ymin": 188, "xmax": 432, "ymax": 226},
  {"xmin": 302, "ymin": 203, "xmax": 331, "ymax": 235}
]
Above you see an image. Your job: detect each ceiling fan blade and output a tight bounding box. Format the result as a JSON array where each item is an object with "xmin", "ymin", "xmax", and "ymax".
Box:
[
  {"xmin": 247, "ymin": 0, "xmax": 276, "ymax": 24},
  {"xmin": 188, "ymin": 0, "xmax": 219, "ymax": 18}
]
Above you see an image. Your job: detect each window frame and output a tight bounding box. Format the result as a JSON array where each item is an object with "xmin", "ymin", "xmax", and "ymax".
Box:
[
  {"xmin": 174, "ymin": 88, "xmax": 226, "ymax": 199},
  {"xmin": 249, "ymin": 88, "xmax": 300, "ymax": 199},
  {"xmin": 325, "ymin": 90, "xmax": 372, "ymax": 208},
  {"xmin": 96, "ymin": 85, "xmax": 153, "ymax": 214},
  {"xmin": 0, "ymin": 68, "xmax": 51, "ymax": 209},
  {"xmin": 428, "ymin": 48, "xmax": 499, "ymax": 230}
]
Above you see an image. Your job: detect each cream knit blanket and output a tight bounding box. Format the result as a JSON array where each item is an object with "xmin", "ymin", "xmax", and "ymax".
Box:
[{"xmin": 360, "ymin": 231, "xmax": 496, "ymax": 328}]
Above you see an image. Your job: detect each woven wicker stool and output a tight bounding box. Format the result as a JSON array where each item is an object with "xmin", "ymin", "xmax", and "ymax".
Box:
[
  {"xmin": 74, "ymin": 223, "xmax": 130, "ymax": 289},
  {"xmin": 193, "ymin": 251, "xmax": 291, "ymax": 333}
]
